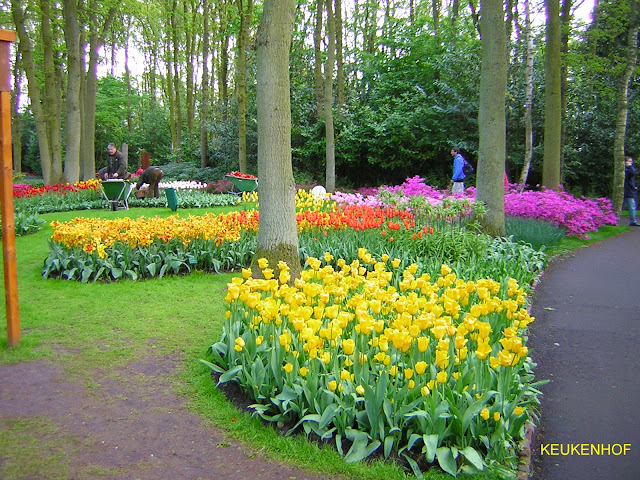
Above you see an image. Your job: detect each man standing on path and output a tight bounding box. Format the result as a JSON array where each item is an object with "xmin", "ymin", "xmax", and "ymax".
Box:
[
  {"xmin": 98, "ymin": 143, "xmax": 128, "ymax": 180},
  {"xmin": 623, "ymin": 156, "xmax": 639, "ymax": 226},
  {"xmin": 450, "ymin": 146, "xmax": 466, "ymax": 194}
]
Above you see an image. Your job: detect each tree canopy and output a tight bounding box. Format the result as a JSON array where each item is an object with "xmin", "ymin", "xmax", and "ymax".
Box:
[{"xmin": 3, "ymin": 0, "xmax": 639, "ymax": 199}]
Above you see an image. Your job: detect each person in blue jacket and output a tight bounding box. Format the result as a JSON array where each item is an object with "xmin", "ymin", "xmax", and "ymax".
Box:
[
  {"xmin": 623, "ymin": 156, "xmax": 639, "ymax": 226},
  {"xmin": 450, "ymin": 147, "xmax": 466, "ymax": 194}
]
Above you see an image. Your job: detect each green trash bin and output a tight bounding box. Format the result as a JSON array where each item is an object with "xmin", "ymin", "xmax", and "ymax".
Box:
[{"xmin": 165, "ymin": 187, "xmax": 178, "ymax": 211}]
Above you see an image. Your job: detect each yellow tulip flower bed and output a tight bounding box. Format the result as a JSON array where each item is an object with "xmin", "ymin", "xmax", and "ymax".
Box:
[{"xmin": 203, "ymin": 250, "xmax": 545, "ymax": 476}]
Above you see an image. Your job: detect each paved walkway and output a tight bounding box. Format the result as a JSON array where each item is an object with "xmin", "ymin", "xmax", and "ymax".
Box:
[{"xmin": 529, "ymin": 227, "xmax": 640, "ymax": 479}]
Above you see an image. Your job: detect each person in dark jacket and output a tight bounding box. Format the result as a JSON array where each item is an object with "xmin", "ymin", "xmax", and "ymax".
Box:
[
  {"xmin": 98, "ymin": 143, "xmax": 128, "ymax": 180},
  {"xmin": 135, "ymin": 166, "xmax": 164, "ymax": 198},
  {"xmin": 623, "ymin": 156, "xmax": 639, "ymax": 226}
]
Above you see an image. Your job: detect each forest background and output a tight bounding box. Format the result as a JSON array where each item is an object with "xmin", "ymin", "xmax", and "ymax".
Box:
[{"xmin": 2, "ymin": 0, "xmax": 638, "ymax": 199}]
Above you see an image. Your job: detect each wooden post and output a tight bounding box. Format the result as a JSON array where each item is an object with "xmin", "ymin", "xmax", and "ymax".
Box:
[{"xmin": 0, "ymin": 30, "xmax": 19, "ymax": 348}]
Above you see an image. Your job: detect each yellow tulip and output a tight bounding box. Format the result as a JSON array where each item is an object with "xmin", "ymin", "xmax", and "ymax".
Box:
[
  {"xmin": 328, "ymin": 380, "xmax": 337, "ymax": 391},
  {"xmin": 494, "ymin": 412, "xmax": 501, "ymax": 422},
  {"xmin": 417, "ymin": 336, "xmax": 430, "ymax": 352},
  {"xmin": 283, "ymin": 363, "xmax": 293, "ymax": 374},
  {"xmin": 414, "ymin": 361, "xmax": 428, "ymax": 375},
  {"xmin": 514, "ymin": 406, "xmax": 524, "ymax": 416},
  {"xmin": 480, "ymin": 408, "xmax": 490, "ymax": 420},
  {"xmin": 299, "ymin": 367, "xmax": 308, "ymax": 376},
  {"xmin": 421, "ymin": 385, "xmax": 431, "ymax": 396},
  {"xmin": 258, "ymin": 258, "xmax": 269, "ymax": 270},
  {"xmin": 356, "ymin": 385, "xmax": 365, "ymax": 395},
  {"xmin": 342, "ymin": 339, "xmax": 355, "ymax": 355},
  {"xmin": 436, "ymin": 371, "xmax": 447, "ymax": 383}
]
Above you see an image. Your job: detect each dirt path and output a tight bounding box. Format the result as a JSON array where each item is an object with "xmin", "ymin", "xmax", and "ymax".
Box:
[{"xmin": 0, "ymin": 354, "xmax": 339, "ymax": 480}]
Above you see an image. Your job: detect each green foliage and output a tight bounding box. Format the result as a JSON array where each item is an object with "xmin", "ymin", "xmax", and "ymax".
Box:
[
  {"xmin": 0, "ymin": 209, "xmax": 46, "ymax": 237},
  {"xmin": 158, "ymin": 162, "xmax": 226, "ymax": 184},
  {"xmin": 95, "ymin": 75, "xmax": 136, "ymax": 164},
  {"xmin": 505, "ymin": 216, "xmax": 567, "ymax": 251}
]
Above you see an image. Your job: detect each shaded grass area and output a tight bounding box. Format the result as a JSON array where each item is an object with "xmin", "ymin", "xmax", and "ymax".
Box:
[{"xmin": 0, "ymin": 206, "xmax": 629, "ymax": 480}]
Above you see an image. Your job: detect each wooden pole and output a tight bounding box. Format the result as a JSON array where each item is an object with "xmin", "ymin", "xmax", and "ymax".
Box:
[{"xmin": 0, "ymin": 30, "xmax": 19, "ymax": 348}]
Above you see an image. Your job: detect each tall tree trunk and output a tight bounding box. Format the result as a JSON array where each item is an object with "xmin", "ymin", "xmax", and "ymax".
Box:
[
  {"xmin": 255, "ymin": 0, "xmax": 300, "ymax": 279},
  {"xmin": 82, "ymin": 5, "xmax": 117, "ymax": 180},
  {"xmin": 325, "ymin": 0, "xmax": 336, "ymax": 192},
  {"xmin": 559, "ymin": 0, "xmax": 572, "ymax": 185},
  {"xmin": 11, "ymin": 48, "xmax": 21, "ymax": 174},
  {"xmin": 335, "ymin": 0, "xmax": 345, "ymax": 120},
  {"xmin": 451, "ymin": 0, "xmax": 459, "ymax": 26},
  {"xmin": 612, "ymin": 0, "xmax": 639, "ymax": 212},
  {"xmin": 476, "ymin": 0, "xmax": 507, "ymax": 237},
  {"xmin": 171, "ymin": 0, "xmax": 183, "ymax": 156},
  {"xmin": 219, "ymin": 34, "xmax": 230, "ymax": 108},
  {"xmin": 314, "ymin": 0, "xmax": 324, "ymax": 118},
  {"xmin": 165, "ymin": 39, "xmax": 177, "ymax": 150},
  {"xmin": 432, "ymin": 0, "xmax": 440, "ymax": 33},
  {"xmin": 237, "ymin": 0, "xmax": 254, "ymax": 174},
  {"xmin": 63, "ymin": 0, "xmax": 82, "ymax": 183},
  {"xmin": 40, "ymin": 0, "xmax": 64, "ymax": 184},
  {"xmin": 125, "ymin": 15, "xmax": 133, "ymax": 135},
  {"xmin": 520, "ymin": 0, "xmax": 534, "ymax": 187},
  {"xmin": 185, "ymin": 0, "xmax": 196, "ymax": 137},
  {"xmin": 200, "ymin": 0, "xmax": 210, "ymax": 169},
  {"xmin": 11, "ymin": 0, "xmax": 53, "ymax": 183},
  {"xmin": 542, "ymin": 0, "xmax": 562, "ymax": 189}
]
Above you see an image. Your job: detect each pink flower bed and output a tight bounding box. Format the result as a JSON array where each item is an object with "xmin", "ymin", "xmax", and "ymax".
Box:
[{"xmin": 338, "ymin": 176, "xmax": 617, "ymax": 237}]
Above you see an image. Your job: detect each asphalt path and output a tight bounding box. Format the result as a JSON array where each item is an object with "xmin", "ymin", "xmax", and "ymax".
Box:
[{"xmin": 529, "ymin": 227, "xmax": 640, "ymax": 480}]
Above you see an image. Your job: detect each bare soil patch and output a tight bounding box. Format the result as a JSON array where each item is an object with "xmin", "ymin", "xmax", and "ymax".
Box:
[{"xmin": 0, "ymin": 355, "xmax": 341, "ymax": 480}]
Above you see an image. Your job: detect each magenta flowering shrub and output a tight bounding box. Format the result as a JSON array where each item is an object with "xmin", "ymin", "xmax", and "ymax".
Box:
[
  {"xmin": 345, "ymin": 176, "xmax": 617, "ymax": 237},
  {"xmin": 504, "ymin": 188, "xmax": 617, "ymax": 237}
]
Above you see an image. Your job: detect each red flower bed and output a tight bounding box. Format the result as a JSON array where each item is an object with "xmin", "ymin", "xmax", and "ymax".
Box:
[
  {"xmin": 13, "ymin": 180, "xmax": 101, "ymax": 199},
  {"xmin": 226, "ymin": 171, "xmax": 257, "ymax": 180}
]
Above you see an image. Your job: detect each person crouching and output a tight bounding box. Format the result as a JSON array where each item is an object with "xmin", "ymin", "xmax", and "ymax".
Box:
[{"xmin": 135, "ymin": 166, "xmax": 164, "ymax": 198}]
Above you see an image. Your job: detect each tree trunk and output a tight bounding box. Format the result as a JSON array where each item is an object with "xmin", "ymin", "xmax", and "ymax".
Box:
[
  {"xmin": 165, "ymin": 38, "xmax": 177, "ymax": 150},
  {"xmin": 40, "ymin": 0, "xmax": 64, "ymax": 184},
  {"xmin": 125, "ymin": 15, "xmax": 133, "ymax": 135},
  {"xmin": 335, "ymin": 0, "xmax": 345, "ymax": 121},
  {"xmin": 476, "ymin": 0, "xmax": 507, "ymax": 237},
  {"xmin": 520, "ymin": 0, "xmax": 534, "ymax": 187},
  {"xmin": 185, "ymin": 0, "xmax": 196, "ymax": 138},
  {"xmin": 542, "ymin": 0, "xmax": 562, "ymax": 189},
  {"xmin": 612, "ymin": 0, "xmax": 639, "ymax": 213},
  {"xmin": 63, "ymin": 0, "xmax": 82, "ymax": 183},
  {"xmin": 255, "ymin": 0, "xmax": 300, "ymax": 280},
  {"xmin": 11, "ymin": 48, "xmax": 21, "ymax": 174},
  {"xmin": 171, "ymin": 0, "xmax": 183, "ymax": 156},
  {"xmin": 314, "ymin": 0, "xmax": 324, "ymax": 118},
  {"xmin": 11, "ymin": 0, "xmax": 52, "ymax": 183},
  {"xmin": 559, "ymin": 0, "xmax": 572, "ymax": 185},
  {"xmin": 325, "ymin": 0, "xmax": 336, "ymax": 192},
  {"xmin": 200, "ymin": 0, "xmax": 210, "ymax": 169},
  {"xmin": 237, "ymin": 0, "xmax": 254, "ymax": 174},
  {"xmin": 81, "ymin": 5, "xmax": 115, "ymax": 180}
]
